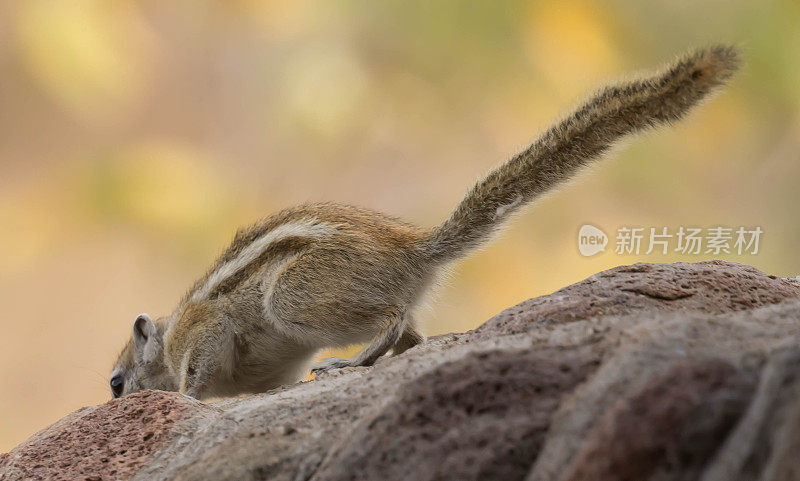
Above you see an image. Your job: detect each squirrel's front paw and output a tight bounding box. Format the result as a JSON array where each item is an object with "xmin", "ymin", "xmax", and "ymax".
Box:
[{"xmin": 311, "ymin": 357, "xmax": 352, "ymax": 375}]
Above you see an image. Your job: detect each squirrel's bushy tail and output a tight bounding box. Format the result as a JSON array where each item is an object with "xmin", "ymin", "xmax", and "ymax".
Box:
[{"xmin": 424, "ymin": 45, "xmax": 740, "ymax": 263}]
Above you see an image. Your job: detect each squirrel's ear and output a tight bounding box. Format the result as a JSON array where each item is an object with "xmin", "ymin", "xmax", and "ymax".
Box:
[
  {"xmin": 133, "ymin": 313, "xmax": 156, "ymax": 343},
  {"xmin": 133, "ymin": 313, "xmax": 160, "ymax": 363}
]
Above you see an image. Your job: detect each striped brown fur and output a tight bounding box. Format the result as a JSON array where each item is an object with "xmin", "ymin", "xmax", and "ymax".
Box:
[{"xmin": 110, "ymin": 45, "xmax": 740, "ymax": 400}]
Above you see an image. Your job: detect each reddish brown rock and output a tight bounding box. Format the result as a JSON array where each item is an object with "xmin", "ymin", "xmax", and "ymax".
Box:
[
  {"xmin": 477, "ymin": 260, "xmax": 800, "ymax": 337},
  {"xmin": 560, "ymin": 359, "xmax": 755, "ymax": 481},
  {"xmin": 0, "ymin": 391, "xmax": 205, "ymax": 481},
  {"xmin": 313, "ymin": 345, "xmax": 603, "ymax": 481},
  {"xmin": 700, "ymin": 348, "xmax": 800, "ymax": 481},
  {"xmin": 2, "ymin": 261, "xmax": 800, "ymax": 481}
]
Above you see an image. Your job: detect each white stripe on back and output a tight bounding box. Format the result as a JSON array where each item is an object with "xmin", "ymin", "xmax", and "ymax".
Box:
[{"xmin": 191, "ymin": 219, "xmax": 335, "ymax": 302}]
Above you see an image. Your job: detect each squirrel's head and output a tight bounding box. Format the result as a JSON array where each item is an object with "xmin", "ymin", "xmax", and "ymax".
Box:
[{"xmin": 109, "ymin": 313, "xmax": 176, "ymax": 398}]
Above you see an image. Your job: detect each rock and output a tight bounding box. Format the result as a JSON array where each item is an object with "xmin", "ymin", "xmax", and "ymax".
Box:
[
  {"xmin": 0, "ymin": 391, "xmax": 209, "ymax": 481},
  {"xmin": 477, "ymin": 260, "xmax": 800, "ymax": 337},
  {"xmin": 1, "ymin": 260, "xmax": 799, "ymax": 481},
  {"xmin": 700, "ymin": 348, "xmax": 800, "ymax": 481},
  {"xmin": 558, "ymin": 359, "xmax": 755, "ymax": 481},
  {"xmin": 313, "ymin": 345, "xmax": 602, "ymax": 481}
]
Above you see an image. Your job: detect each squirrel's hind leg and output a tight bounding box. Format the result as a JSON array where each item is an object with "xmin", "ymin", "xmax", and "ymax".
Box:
[{"xmin": 311, "ymin": 308, "xmax": 406, "ymax": 375}]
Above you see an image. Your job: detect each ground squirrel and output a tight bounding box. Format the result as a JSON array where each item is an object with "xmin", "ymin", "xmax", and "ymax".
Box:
[{"xmin": 110, "ymin": 45, "xmax": 739, "ymax": 399}]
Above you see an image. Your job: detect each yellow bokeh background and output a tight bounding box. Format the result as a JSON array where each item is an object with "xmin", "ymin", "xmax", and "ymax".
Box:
[{"xmin": 1, "ymin": 0, "xmax": 799, "ymax": 451}]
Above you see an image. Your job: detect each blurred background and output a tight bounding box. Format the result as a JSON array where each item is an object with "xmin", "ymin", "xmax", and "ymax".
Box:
[{"xmin": 1, "ymin": 0, "xmax": 799, "ymax": 452}]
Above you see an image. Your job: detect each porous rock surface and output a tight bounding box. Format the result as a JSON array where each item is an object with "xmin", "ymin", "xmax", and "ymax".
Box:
[{"xmin": 2, "ymin": 260, "xmax": 800, "ymax": 481}]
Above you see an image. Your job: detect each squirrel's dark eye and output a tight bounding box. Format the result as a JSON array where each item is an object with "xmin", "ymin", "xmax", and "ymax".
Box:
[{"xmin": 110, "ymin": 375, "xmax": 124, "ymax": 398}]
